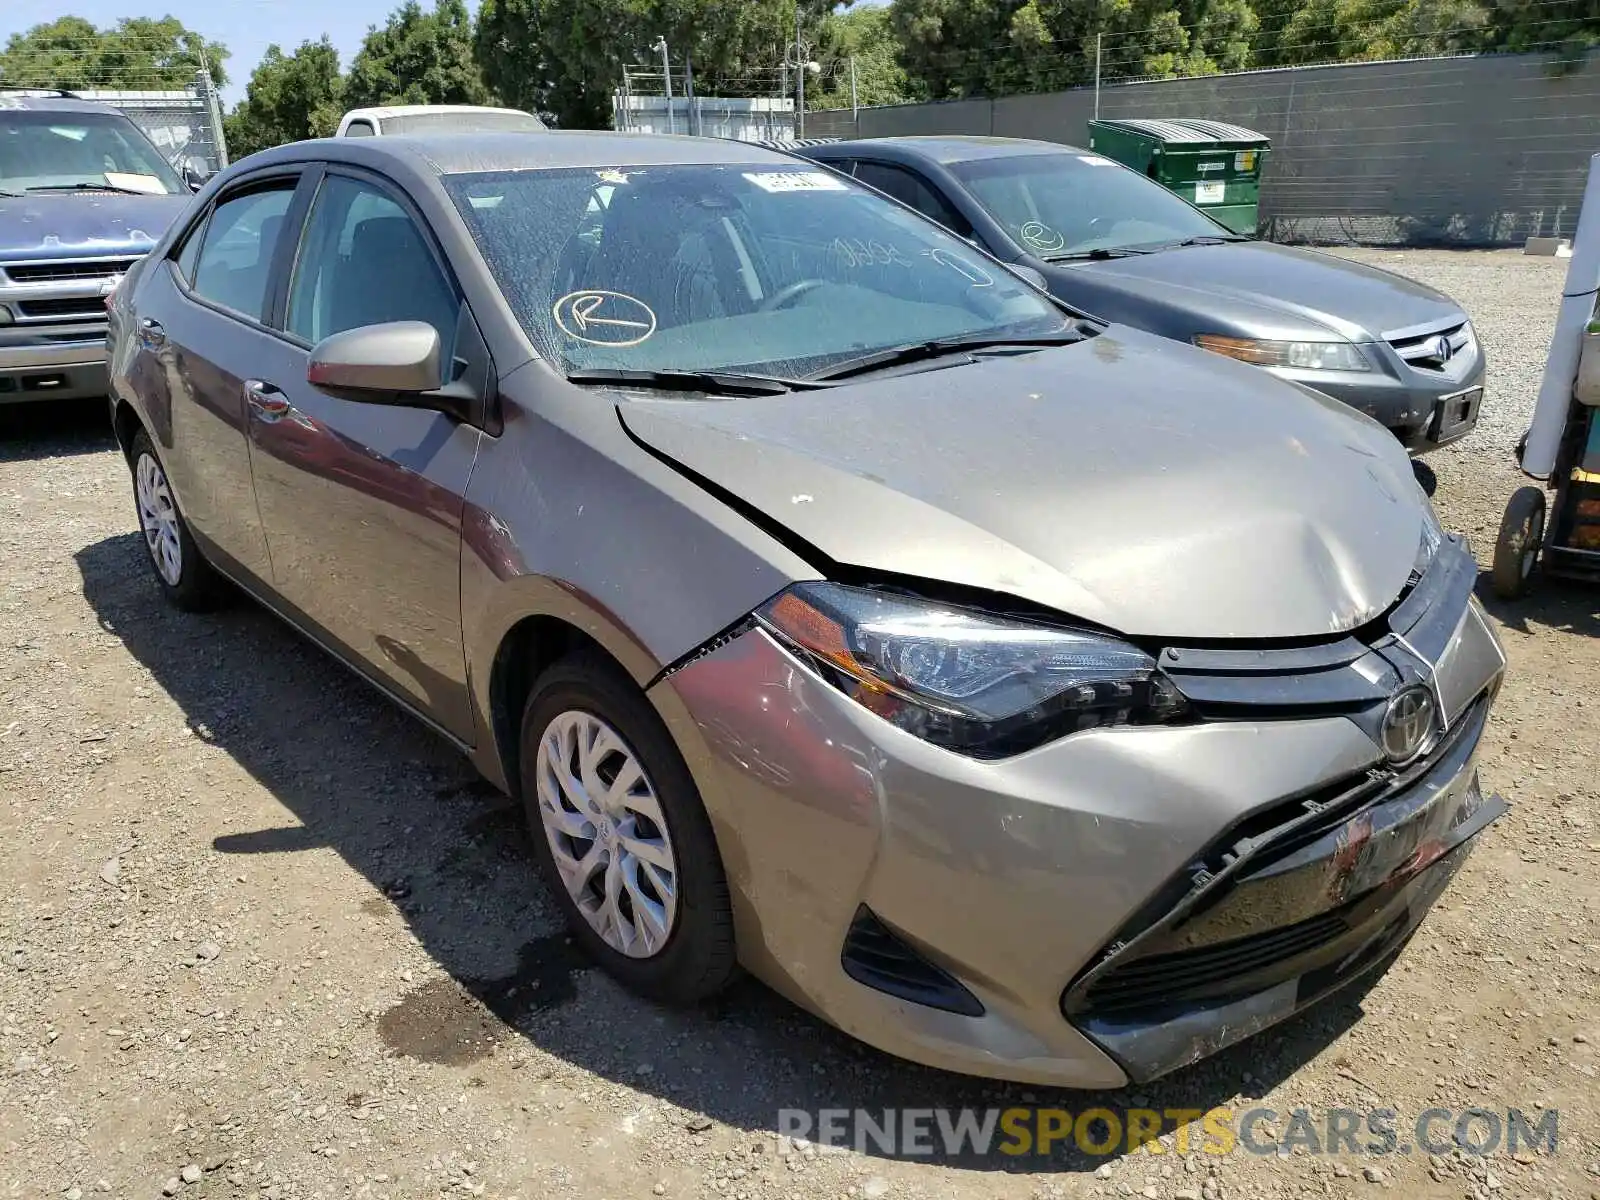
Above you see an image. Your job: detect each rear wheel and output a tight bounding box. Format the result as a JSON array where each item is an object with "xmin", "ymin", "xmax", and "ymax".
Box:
[
  {"xmin": 518, "ymin": 651, "xmax": 736, "ymax": 1004},
  {"xmin": 1491, "ymin": 486, "xmax": 1546, "ymax": 600},
  {"xmin": 129, "ymin": 429, "xmax": 227, "ymax": 611}
]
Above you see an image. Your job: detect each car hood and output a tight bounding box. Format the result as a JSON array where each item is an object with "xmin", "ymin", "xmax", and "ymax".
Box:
[
  {"xmin": 1056, "ymin": 241, "xmax": 1463, "ymax": 343},
  {"xmin": 617, "ymin": 328, "xmax": 1428, "ymax": 641},
  {"xmin": 0, "ymin": 192, "xmax": 189, "ymax": 261}
]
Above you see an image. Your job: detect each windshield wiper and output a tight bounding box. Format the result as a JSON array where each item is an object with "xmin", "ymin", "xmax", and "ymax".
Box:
[
  {"xmin": 26, "ymin": 182, "xmax": 159, "ymax": 196},
  {"xmin": 565, "ymin": 367, "xmax": 828, "ymax": 396},
  {"xmin": 0, "ymin": 188, "xmax": 22, "ymax": 198},
  {"xmin": 1044, "ymin": 246, "xmax": 1153, "ymax": 262},
  {"xmin": 806, "ymin": 327, "xmax": 1087, "ymax": 383},
  {"xmin": 1169, "ymin": 234, "xmax": 1249, "ymax": 247}
]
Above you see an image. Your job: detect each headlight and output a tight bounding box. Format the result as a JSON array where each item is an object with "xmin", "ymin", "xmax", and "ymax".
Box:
[
  {"xmin": 1194, "ymin": 334, "xmax": 1371, "ymax": 372},
  {"xmin": 1412, "ymin": 499, "xmax": 1444, "ymax": 583},
  {"xmin": 755, "ymin": 582, "xmax": 1187, "ymax": 757}
]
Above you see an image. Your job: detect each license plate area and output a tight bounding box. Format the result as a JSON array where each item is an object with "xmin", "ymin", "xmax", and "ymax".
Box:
[{"xmin": 1430, "ymin": 386, "xmax": 1482, "ymax": 440}]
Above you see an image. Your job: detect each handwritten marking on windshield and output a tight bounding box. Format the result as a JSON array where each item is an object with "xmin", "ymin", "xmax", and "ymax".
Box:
[
  {"xmin": 832, "ymin": 238, "xmax": 912, "ymax": 269},
  {"xmin": 1019, "ymin": 221, "xmax": 1066, "ymax": 253},
  {"xmin": 552, "ymin": 291, "xmax": 657, "ymax": 347},
  {"xmin": 924, "ymin": 248, "xmax": 994, "ymax": 287}
]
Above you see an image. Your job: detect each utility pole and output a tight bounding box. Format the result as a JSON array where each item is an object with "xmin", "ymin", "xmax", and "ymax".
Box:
[
  {"xmin": 794, "ymin": 0, "xmax": 805, "ymax": 139},
  {"xmin": 1094, "ymin": 33, "xmax": 1102, "ymax": 120},
  {"xmin": 655, "ymin": 36, "xmax": 675, "ymax": 135}
]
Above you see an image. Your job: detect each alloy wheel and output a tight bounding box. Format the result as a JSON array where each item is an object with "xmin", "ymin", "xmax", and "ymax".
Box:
[
  {"xmin": 534, "ymin": 710, "xmax": 679, "ymax": 958},
  {"xmin": 135, "ymin": 451, "xmax": 183, "ymax": 587}
]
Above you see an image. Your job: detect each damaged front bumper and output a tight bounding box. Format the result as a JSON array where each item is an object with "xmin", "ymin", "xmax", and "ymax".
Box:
[{"xmin": 1062, "ymin": 698, "xmax": 1505, "ymax": 1082}]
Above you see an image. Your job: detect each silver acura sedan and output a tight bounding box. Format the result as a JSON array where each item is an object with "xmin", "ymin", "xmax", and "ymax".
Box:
[{"xmin": 106, "ymin": 131, "xmax": 1508, "ymax": 1087}]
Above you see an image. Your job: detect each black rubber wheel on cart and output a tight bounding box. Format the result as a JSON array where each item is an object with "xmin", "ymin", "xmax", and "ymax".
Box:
[{"xmin": 1491, "ymin": 486, "xmax": 1547, "ymax": 600}]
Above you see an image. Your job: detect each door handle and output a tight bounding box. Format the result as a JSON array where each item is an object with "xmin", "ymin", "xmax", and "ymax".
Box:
[
  {"xmin": 244, "ymin": 379, "xmax": 293, "ymax": 422},
  {"xmin": 139, "ymin": 317, "xmax": 165, "ymax": 348}
]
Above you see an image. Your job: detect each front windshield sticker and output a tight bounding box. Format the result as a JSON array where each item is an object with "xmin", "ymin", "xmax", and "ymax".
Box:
[
  {"xmin": 833, "ymin": 237, "xmax": 912, "ymax": 269},
  {"xmin": 1078, "ymin": 155, "xmax": 1116, "ymax": 166},
  {"xmin": 743, "ymin": 171, "xmax": 848, "ymax": 194},
  {"xmin": 104, "ymin": 172, "xmax": 167, "ymax": 195},
  {"xmin": 552, "ymin": 290, "xmax": 657, "ymax": 347},
  {"xmin": 925, "ymin": 248, "xmax": 994, "ymax": 288},
  {"xmin": 1019, "ymin": 221, "xmax": 1067, "ymax": 253}
]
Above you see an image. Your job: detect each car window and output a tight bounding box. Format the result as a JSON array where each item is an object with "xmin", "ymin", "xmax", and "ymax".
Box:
[
  {"xmin": 0, "ymin": 109, "xmax": 185, "ymax": 195},
  {"xmin": 444, "ymin": 164, "xmax": 1066, "ymax": 379},
  {"xmin": 949, "ymin": 151, "xmax": 1228, "ymax": 258},
  {"xmin": 172, "ymin": 213, "xmax": 208, "ymax": 285},
  {"xmin": 344, "ymin": 120, "xmax": 376, "ymax": 137},
  {"xmin": 189, "ymin": 184, "xmax": 296, "ymax": 321},
  {"xmin": 853, "ymin": 162, "xmax": 973, "ymax": 239},
  {"xmin": 286, "ymin": 174, "xmax": 459, "ymax": 354}
]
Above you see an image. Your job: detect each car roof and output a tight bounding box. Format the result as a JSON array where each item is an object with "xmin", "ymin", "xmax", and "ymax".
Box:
[
  {"xmin": 247, "ymin": 130, "xmax": 812, "ymax": 175},
  {"xmin": 0, "ymin": 92, "xmax": 126, "ymax": 117},
  {"xmin": 808, "ymin": 135, "xmax": 1088, "ymax": 164},
  {"xmin": 345, "ymin": 104, "xmax": 535, "ymax": 121}
]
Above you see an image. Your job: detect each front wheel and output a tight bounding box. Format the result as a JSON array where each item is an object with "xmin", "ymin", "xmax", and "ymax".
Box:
[
  {"xmin": 1491, "ymin": 486, "xmax": 1546, "ymax": 600},
  {"xmin": 128, "ymin": 429, "xmax": 227, "ymax": 611},
  {"xmin": 518, "ymin": 652, "xmax": 736, "ymax": 1004}
]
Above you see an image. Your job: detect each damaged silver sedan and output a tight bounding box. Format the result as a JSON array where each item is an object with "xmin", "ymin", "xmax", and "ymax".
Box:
[{"xmin": 107, "ymin": 131, "xmax": 1507, "ymax": 1087}]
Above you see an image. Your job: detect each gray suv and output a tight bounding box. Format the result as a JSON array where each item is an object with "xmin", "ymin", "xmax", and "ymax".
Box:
[{"xmin": 107, "ymin": 132, "xmax": 1508, "ymax": 1088}]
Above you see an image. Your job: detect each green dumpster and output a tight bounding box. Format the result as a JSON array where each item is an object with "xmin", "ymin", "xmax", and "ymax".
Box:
[{"xmin": 1087, "ymin": 118, "xmax": 1271, "ymax": 236}]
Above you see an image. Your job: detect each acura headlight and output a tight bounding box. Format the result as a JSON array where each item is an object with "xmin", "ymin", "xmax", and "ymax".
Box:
[
  {"xmin": 1194, "ymin": 334, "xmax": 1371, "ymax": 372},
  {"xmin": 755, "ymin": 582, "xmax": 1186, "ymax": 757}
]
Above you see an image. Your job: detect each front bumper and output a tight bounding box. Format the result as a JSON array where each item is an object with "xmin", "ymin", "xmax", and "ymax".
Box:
[
  {"xmin": 654, "ymin": 562, "xmax": 1507, "ymax": 1088},
  {"xmin": 0, "ymin": 329, "xmax": 110, "ymax": 403},
  {"xmin": 1269, "ymin": 341, "xmax": 1485, "ymax": 455}
]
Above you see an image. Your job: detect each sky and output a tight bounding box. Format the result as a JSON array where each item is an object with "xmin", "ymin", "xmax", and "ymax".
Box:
[{"xmin": 0, "ymin": 0, "xmax": 887, "ymax": 107}]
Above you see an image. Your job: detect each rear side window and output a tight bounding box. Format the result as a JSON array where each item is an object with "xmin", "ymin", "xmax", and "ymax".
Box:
[
  {"xmin": 189, "ymin": 184, "xmax": 297, "ymax": 321},
  {"xmin": 172, "ymin": 215, "xmax": 207, "ymax": 285},
  {"xmin": 854, "ymin": 162, "xmax": 973, "ymax": 239},
  {"xmin": 344, "ymin": 120, "xmax": 376, "ymax": 137}
]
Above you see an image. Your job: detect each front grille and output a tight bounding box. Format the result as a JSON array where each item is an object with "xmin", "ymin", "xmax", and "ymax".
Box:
[
  {"xmin": 1081, "ymin": 911, "xmax": 1348, "ymax": 1014},
  {"xmin": 1390, "ymin": 322, "xmax": 1472, "ymax": 371},
  {"xmin": 3, "ymin": 259, "xmax": 134, "ymax": 284},
  {"xmin": 16, "ymin": 297, "xmax": 104, "ymax": 321}
]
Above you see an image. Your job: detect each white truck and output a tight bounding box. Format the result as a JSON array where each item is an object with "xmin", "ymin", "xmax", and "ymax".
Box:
[{"xmin": 335, "ymin": 105, "xmax": 545, "ymax": 138}]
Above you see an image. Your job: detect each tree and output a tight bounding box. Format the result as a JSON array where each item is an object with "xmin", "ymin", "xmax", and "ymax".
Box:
[
  {"xmin": 475, "ymin": 0, "xmax": 839, "ymax": 129},
  {"xmin": 343, "ymin": 0, "xmax": 489, "ymax": 110},
  {"xmin": 812, "ymin": 4, "xmax": 915, "ymax": 108},
  {"xmin": 225, "ymin": 38, "xmax": 345, "ymax": 159},
  {"xmin": 0, "ymin": 15, "xmax": 228, "ymax": 90}
]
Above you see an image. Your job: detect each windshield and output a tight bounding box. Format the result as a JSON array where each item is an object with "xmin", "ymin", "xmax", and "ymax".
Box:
[
  {"xmin": 0, "ymin": 109, "xmax": 184, "ymax": 195},
  {"xmin": 951, "ymin": 152, "xmax": 1231, "ymax": 259},
  {"xmin": 444, "ymin": 163, "xmax": 1069, "ymax": 379},
  {"xmin": 386, "ymin": 110, "xmax": 546, "ymax": 135}
]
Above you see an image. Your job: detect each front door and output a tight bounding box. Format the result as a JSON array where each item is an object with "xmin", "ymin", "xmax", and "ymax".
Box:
[{"xmin": 245, "ymin": 168, "xmax": 482, "ymax": 740}]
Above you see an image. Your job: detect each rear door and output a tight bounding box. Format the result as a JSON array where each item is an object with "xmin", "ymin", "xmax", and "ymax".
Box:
[
  {"xmin": 243, "ymin": 166, "xmax": 485, "ymax": 740},
  {"xmin": 127, "ymin": 170, "xmax": 306, "ymax": 583}
]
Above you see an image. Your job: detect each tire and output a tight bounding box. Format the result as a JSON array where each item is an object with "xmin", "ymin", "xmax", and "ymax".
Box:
[
  {"xmin": 1491, "ymin": 485, "xmax": 1546, "ymax": 600},
  {"xmin": 519, "ymin": 651, "xmax": 736, "ymax": 1004},
  {"xmin": 128, "ymin": 429, "xmax": 227, "ymax": 611},
  {"xmin": 1410, "ymin": 457, "xmax": 1437, "ymax": 498}
]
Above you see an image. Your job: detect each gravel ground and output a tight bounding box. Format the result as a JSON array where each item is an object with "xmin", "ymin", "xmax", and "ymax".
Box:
[{"xmin": 2, "ymin": 249, "xmax": 1598, "ymax": 1200}]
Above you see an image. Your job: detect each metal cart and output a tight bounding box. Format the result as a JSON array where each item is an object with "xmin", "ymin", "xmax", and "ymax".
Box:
[{"xmin": 1493, "ymin": 152, "xmax": 1600, "ymax": 599}]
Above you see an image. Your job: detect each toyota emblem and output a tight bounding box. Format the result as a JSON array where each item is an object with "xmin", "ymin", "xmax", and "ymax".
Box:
[{"xmin": 1380, "ymin": 685, "xmax": 1437, "ymax": 764}]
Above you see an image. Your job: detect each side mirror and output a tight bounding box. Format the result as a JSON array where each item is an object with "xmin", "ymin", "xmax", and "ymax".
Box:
[
  {"xmin": 181, "ymin": 156, "xmax": 213, "ymax": 192},
  {"xmin": 1005, "ymin": 262, "xmax": 1048, "ymax": 290},
  {"xmin": 308, "ymin": 321, "xmax": 444, "ymax": 395}
]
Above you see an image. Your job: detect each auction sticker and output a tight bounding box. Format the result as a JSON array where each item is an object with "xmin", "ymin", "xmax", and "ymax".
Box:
[
  {"xmin": 743, "ymin": 171, "xmax": 848, "ymax": 193},
  {"xmin": 552, "ymin": 291, "xmax": 657, "ymax": 347}
]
